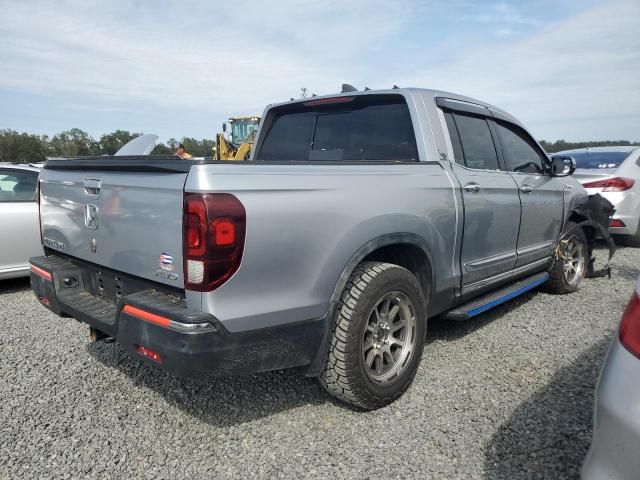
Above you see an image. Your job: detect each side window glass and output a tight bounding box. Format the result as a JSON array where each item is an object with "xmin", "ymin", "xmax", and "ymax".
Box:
[
  {"xmin": 495, "ymin": 121, "xmax": 545, "ymax": 174},
  {"xmin": 453, "ymin": 113, "xmax": 500, "ymax": 170},
  {"xmin": 444, "ymin": 112, "xmax": 464, "ymax": 165},
  {"xmin": 0, "ymin": 171, "xmax": 37, "ymax": 202}
]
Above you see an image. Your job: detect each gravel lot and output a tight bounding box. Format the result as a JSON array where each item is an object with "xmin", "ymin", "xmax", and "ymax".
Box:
[{"xmin": 1, "ymin": 246, "xmax": 638, "ymax": 479}]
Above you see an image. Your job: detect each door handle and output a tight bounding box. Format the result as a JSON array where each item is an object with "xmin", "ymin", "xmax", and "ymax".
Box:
[
  {"xmin": 520, "ymin": 184, "xmax": 533, "ymax": 193},
  {"xmin": 463, "ymin": 183, "xmax": 482, "ymax": 193}
]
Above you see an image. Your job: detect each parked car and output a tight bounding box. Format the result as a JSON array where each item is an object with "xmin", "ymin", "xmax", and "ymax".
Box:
[
  {"xmin": 30, "ymin": 88, "xmax": 599, "ymax": 409},
  {"xmin": 556, "ymin": 146, "xmax": 640, "ymax": 247},
  {"xmin": 0, "ymin": 163, "xmax": 43, "ymax": 280},
  {"xmin": 582, "ymin": 274, "xmax": 640, "ymax": 479}
]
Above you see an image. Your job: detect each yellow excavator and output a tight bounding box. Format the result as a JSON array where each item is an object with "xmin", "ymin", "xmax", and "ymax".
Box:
[{"xmin": 213, "ymin": 116, "xmax": 261, "ymax": 160}]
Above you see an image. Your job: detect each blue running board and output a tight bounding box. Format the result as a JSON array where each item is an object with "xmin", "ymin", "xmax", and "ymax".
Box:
[{"xmin": 444, "ymin": 272, "xmax": 550, "ymax": 321}]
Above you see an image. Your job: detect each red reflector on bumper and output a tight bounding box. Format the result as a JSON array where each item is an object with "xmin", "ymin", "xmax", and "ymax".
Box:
[
  {"xmin": 610, "ymin": 219, "xmax": 626, "ymax": 228},
  {"xmin": 30, "ymin": 265, "xmax": 52, "ymax": 281},
  {"xmin": 122, "ymin": 305, "xmax": 171, "ymax": 328},
  {"xmin": 136, "ymin": 345, "xmax": 162, "ymax": 363}
]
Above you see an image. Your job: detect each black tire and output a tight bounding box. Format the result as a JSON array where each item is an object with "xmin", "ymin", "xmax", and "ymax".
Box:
[
  {"xmin": 319, "ymin": 262, "xmax": 426, "ymax": 410},
  {"xmin": 617, "ymin": 223, "xmax": 640, "ymax": 248},
  {"xmin": 543, "ymin": 221, "xmax": 588, "ymax": 294}
]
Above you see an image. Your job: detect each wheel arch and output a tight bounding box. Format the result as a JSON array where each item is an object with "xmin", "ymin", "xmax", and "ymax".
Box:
[{"xmin": 306, "ymin": 233, "xmax": 434, "ymax": 377}]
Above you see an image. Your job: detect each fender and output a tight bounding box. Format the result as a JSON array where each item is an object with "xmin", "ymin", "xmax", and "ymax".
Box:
[
  {"xmin": 305, "ymin": 233, "xmax": 434, "ymax": 377},
  {"xmin": 563, "ymin": 193, "xmax": 616, "ymax": 278}
]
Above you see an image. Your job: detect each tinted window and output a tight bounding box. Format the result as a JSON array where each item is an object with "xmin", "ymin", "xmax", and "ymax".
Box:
[
  {"xmin": 444, "ymin": 112, "xmax": 464, "ymax": 165},
  {"xmin": 567, "ymin": 151, "xmax": 631, "ymax": 170},
  {"xmin": 256, "ymin": 96, "xmax": 418, "ymax": 162},
  {"xmin": 255, "ymin": 112, "xmax": 315, "ymax": 161},
  {"xmin": 453, "ymin": 113, "xmax": 500, "ymax": 170},
  {"xmin": 0, "ymin": 171, "xmax": 37, "ymax": 202},
  {"xmin": 495, "ymin": 121, "xmax": 545, "ymax": 174}
]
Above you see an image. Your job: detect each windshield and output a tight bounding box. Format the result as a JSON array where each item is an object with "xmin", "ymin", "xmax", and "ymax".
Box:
[
  {"xmin": 256, "ymin": 95, "xmax": 418, "ymax": 162},
  {"xmin": 231, "ymin": 119, "xmax": 259, "ymax": 145},
  {"xmin": 569, "ymin": 151, "xmax": 631, "ymax": 170}
]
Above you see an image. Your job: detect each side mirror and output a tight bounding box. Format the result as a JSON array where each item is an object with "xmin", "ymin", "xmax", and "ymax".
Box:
[
  {"xmin": 550, "ymin": 155, "xmax": 576, "ymax": 177},
  {"xmin": 222, "ymin": 123, "xmax": 227, "ymax": 133}
]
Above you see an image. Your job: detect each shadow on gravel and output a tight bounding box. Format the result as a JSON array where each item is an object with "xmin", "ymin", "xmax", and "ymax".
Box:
[
  {"xmin": 87, "ymin": 342, "xmax": 330, "ymax": 427},
  {"xmin": 0, "ymin": 277, "xmax": 30, "ymax": 294},
  {"xmin": 483, "ymin": 338, "xmax": 611, "ymax": 480},
  {"xmin": 427, "ymin": 291, "xmax": 539, "ymax": 342}
]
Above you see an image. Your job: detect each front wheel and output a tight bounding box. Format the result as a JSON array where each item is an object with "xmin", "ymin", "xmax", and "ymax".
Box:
[
  {"xmin": 319, "ymin": 262, "xmax": 426, "ymax": 410},
  {"xmin": 544, "ymin": 221, "xmax": 588, "ymax": 294}
]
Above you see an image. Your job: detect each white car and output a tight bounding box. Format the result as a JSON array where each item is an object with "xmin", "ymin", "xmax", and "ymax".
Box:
[
  {"xmin": 0, "ymin": 163, "xmax": 43, "ymax": 279},
  {"xmin": 557, "ymin": 146, "xmax": 640, "ymax": 246}
]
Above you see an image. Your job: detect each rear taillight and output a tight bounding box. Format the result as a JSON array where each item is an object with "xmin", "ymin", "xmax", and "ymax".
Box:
[
  {"xmin": 183, "ymin": 193, "xmax": 246, "ymax": 292},
  {"xmin": 619, "ymin": 279, "xmax": 640, "ymax": 359},
  {"xmin": 610, "ymin": 219, "xmax": 626, "ymax": 228},
  {"xmin": 583, "ymin": 177, "xmax": 635, "ymax": 192}
]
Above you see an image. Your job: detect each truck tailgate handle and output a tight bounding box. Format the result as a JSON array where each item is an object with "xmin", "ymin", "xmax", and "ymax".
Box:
[
  {"xmin": 84, "ymin": 178, "xmax": 102, "ymax": 196},
  {"xmin": 463, "ymin": 182, "xmax": 482, "ymax": 193}
]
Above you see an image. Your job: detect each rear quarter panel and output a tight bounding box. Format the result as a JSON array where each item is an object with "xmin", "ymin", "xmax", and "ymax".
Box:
[{"xmin": 186, "ymin": 163, "xmax": 457, "ymax": 333}]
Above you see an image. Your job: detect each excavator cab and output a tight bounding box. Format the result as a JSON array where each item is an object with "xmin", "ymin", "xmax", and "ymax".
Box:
[
  {"xmin": 229, "ymin": 116, "xmax": 260, "ymax": 146},
  {"xmin": 215, "ymin": 116, "xmax": 261, "ymax": 161}
]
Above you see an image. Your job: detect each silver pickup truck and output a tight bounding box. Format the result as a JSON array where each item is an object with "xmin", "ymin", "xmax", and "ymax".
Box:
[{"xmin": 30, "ymin": 88, "xmax": 595, "ymax": 409}]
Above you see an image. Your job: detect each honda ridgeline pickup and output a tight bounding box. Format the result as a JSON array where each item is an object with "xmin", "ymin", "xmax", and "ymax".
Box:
[{"xmin": 30, "ymin": 88, "xmax": 590, "ymax": 409}]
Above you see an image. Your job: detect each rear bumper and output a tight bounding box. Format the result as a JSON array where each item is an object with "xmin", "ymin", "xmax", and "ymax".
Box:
[
  {"xmin": 29, "ymin": 255, "xmax": 324, "ymax": 378},
  {"xmin": 587, "ymin": 190, "xmax": 639, "ymax": 235},
  {"xmin": 582, "ymin": 339, "xmax": 640, "ymax": 480}
]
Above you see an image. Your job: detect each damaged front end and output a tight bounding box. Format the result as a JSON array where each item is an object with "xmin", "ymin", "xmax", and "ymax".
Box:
[{"xmin": 562, "ymin": 193, "xmax": 616, "ymax": 278}]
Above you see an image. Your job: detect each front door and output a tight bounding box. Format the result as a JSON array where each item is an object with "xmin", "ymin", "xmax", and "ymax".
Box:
[
  {"xmin": 443, "ymin": 111, "xmax": 521, "ymax": 287},
  {"xmin": 492, "ymin": 120, "xmax": 564, "ymax": 267}
]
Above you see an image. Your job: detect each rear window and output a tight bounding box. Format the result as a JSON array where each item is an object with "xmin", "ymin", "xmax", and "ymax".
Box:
[
  {"xmin": 0, "ymin": 170, "xmax": 38, "ymax": 202},
  {"xmin": 256, "ymin": 95, "xmax": 418, "ymax": 162},
  {"xmin": 569, "ymin": 151, "xmax": 631, "ymax": 170}
]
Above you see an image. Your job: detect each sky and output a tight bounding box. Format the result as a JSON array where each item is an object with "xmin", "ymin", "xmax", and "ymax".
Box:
[{"xmin": 0, "ymin": 0, "xmax": 638, "ymax": 143}]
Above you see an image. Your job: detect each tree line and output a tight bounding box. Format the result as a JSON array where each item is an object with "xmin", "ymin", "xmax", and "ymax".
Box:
[
  {"xmin": 0, "ymin": 128, "xmax": 638, "ymax": 164},
  {"xmin": 0, "ymin": 128, "xmax": 214, "ymax": 163}
]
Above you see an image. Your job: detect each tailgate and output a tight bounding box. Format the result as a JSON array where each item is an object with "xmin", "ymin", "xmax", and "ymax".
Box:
[{"xmin": 39, "ymin": 157, "xmax": 190, "ymax": 288}]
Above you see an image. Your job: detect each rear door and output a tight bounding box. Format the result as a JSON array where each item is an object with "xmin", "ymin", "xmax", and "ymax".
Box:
[
  {"xmin": 443, "ymin": 110, "xmax": 521, "ymax": 287},
  {"xmin": 0, "ymin": 168, "xmax": 41, "ymax": 275},
  {"xmin": 492, "ymin": 120, "xmax": 564, "ymax": 267},
  {"xmin": 39, "ymin": 161, "xmax": 189, "ymax": 287}
]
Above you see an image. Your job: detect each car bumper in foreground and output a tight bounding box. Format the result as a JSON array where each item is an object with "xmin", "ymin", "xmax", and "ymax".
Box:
[
  {"xmin": 582, "ymin": 339, "xmax": 640, "ymax": 479},
  {"xmin": 29, "ymin": 255, "xmax": 323, "ymax": 378}
]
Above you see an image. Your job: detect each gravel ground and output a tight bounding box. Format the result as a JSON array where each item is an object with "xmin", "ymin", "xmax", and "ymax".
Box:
[{"xmin": 1, "ymin": 246, "xmax": 638, "ymax": 479}]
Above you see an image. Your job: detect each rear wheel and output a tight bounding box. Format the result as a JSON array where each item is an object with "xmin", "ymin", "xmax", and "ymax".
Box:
[
  {"xmin": 319, "ymin": 262, "xmax": 426, "ymax": 410},
  {"xmin": 544, "ymin": 221, "xmax": 588, "ymax": 294}
]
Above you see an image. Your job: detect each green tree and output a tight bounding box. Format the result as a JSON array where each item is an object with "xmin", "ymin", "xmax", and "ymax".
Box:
[
  {"xmin": 98, "ymin": 130, "xmax": 141, "ymax": 155},
  {"xmin": 179, "ymin": 137, "xmax": 214, "ymax": 157},
  {"xmin": 151, "ymin": 143, "xmax": 173, "ymax": 155},
  {"xmin": 0, "ymin": 129, "xmax": 47, "ymax": 163},
  {"xmin": 47, "ymin": 128, "xmax": 98, "ymax": 157},
  {"xmin": 540, "ymin": 139, "xmax": 640, "ymax": 153}
]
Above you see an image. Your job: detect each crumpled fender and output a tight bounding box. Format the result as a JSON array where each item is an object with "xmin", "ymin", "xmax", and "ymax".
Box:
[{"xmin": 564, "ymin": 193, "xmax": 616, "ymax": 278}]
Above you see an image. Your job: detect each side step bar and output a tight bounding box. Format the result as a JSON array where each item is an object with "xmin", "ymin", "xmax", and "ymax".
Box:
[{"xmin": 444, "ymin": 272, "xmax": 549, "ymax": 321}]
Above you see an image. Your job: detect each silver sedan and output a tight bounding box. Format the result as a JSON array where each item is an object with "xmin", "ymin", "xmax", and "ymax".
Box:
[
  {"xmin": 557, "ymin": 146, "xmax": 640, "ymax": 246},
  {"xmin": 0, "ymin": 163, "xmax": 43, "ymax": 279},
  {"xmin": 582, "ymin": 274, "xmax": 640, "ymax": 479}
]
